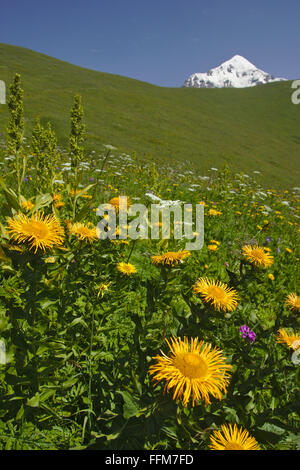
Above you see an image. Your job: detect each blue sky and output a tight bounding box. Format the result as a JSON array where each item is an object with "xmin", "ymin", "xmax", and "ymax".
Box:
[{"xmin": 1, "ymin": 0, "xmax": 299, "ymax": 87}]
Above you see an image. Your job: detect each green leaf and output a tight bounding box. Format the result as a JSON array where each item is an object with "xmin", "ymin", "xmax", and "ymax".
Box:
[
  {"xmin": 258, "ymin": 423, "xmax": 286, "ymax": 435},
  {"xmin": 16, "ymin": 404, "xmax": 25, "ymax": 420},
  {"xmin": 74, "ymin": 201, "xmax": 94, "ymax": 222},
  {"xmin": 27, "ymin": 393, "xmax": 40, "ymax": 408},
  {"xmin": 62, "ymin": 377, "xmax": 79, "ymax": 388},
  {"xmin": 68, "ymin": 317, "xmax": 89, "ymax": 329},
  {"xmin": 30, "ymin": 193, "xmax": 53, "ymax": 213},
  {"xmin": 117, "ymin": 390, "xmax": 140, "ymax": 420},
  {"xmin": 0, "ymin": 177, "xmax": 21, "ymax": 212}
]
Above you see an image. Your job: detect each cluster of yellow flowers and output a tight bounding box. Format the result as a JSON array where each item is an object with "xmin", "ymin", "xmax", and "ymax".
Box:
[{"xmin": 5, "ymin": 202, "xmax": 299, "ymax": 452}]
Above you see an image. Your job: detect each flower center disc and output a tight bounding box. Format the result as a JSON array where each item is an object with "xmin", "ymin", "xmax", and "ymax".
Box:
[
  {"xmin": 79, "ymin": 227, "xmax": 91, "ymax": 236},
  {"xmin": 225, "ymin": 442, "xmax": 244, "ymax": 450},
  {"xmin": 207, "ymin": 286, "xmax": 226, "ymax": 302},
  {"xmin": 251, "ymin": 249, "xmax": 264, "ymax": 260},
  {"xmin": 294, "ymin": 298, "xmax": 300, "ymax": 309},
  {"xmin": 23, "ymin": 221, "xmax": 49, "ymax": 239},
  {"xmin": 173, "ymin": 352, "xmax": 208, "ymax": 379}
]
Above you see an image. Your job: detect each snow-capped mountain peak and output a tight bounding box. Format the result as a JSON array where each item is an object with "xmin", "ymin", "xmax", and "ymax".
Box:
[{"xmin": 183, "ymin": 55, "xmax": 287, "ymax": 88}]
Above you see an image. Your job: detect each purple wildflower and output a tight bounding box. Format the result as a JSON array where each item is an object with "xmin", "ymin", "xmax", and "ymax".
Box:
[
  {"xmin": 240, "ymin": 325, "xmax": 256, "ymax": 344},
  {"xmin": 248, "ymin": 331, "xmax": 256, "ymax": 343}
]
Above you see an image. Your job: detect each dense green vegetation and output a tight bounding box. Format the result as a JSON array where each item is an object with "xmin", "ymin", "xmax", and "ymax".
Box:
[{"xmin": 0, "ymin": 74, "xmax": 299, "ymax": 450}]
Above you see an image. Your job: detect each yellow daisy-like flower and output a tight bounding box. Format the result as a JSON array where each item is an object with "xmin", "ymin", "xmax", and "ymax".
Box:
[
  {"xmin": 54, "ymin": 201, "xmax": 65, "ymax": 209},
  {"xmin": 151, "ymin": 250, "xmax": 191, "ymax": 267},
  {"xmin": 117, "ymin": 262, "xmax": 137, "ymax": 275},
  {"xmin": 53, "ymin": 193, "xmax": 62, "ymax": 202},
  {"xmin": 7, "ymin": 212, "xmax": 64, "ymax": 253},
  {"xmin": 21, "ymin": 200, "xmax": 34, "ymax": 211},
  {"xmin": 69, "ymin": 222, "xmax": 98, "ymax": 243},
  {"xmin": 207, "ymin": 244, "xmax": 218, "ymax": 251},
  {"xmin": 193, "ymin": 277, "xmax": 239, "ymax": 312},
  {"xmin": 276, "ymin": 329, "xmax": 300, "ymax": 350},
  {"xmin": 96, "ymin": 282, "xmax": 111, "ymax": 299},
  {"xmin": 242, "ymin": 245, "xmax": 273, "ymax": 268},
  {"xmin": 69, "ymin": 189, "xmax": 79, "ymax": 197},
  {"xmin": 268, "ymin": 273, "xmax": 275, "ymax": 281},
  {"xmin": 148, "ymin": 336, "xmax": 231, "ymax": 407},
  {"xmin": 285, "ymin": 293, "xmax": 300, "ymax": 312},
  {"xmin": 109, "ymin": 196, "xmax": 132, "ymax": 213},
  {"xmin": 210, "ymin": 240, "xmax": 221, "ymax": 245},
  {"xmin": 208, "ymin": 209, "xmax": 222, "ymax": 216},
  {"xmin": 209, "ymin": 424, "xmax": 260, "ymax": 450}
]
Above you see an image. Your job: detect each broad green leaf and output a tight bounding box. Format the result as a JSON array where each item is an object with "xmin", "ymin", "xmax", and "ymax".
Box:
[{"xmin": 117, "ymin": 390, "xmax": 140, "ymax": 420}]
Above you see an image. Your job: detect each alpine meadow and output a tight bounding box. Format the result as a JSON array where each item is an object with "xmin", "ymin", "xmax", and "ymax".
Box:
[{"xmin": 0, "ymin": 43, "xmax": 299, "ymax": 451}]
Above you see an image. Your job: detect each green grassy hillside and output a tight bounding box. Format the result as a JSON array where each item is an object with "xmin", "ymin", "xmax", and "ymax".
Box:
[{"xmin": 0, "ymin": 43, "xmax": 299, "ymax": 188}]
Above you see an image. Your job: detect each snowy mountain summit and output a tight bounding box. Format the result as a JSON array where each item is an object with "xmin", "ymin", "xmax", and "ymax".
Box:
[{"xmin": 183, "ymin": 55, "xmax": 287, "ymax": 88}]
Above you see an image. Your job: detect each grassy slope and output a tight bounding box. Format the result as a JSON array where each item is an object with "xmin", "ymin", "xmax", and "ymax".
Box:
[{"xmin": 0, "ymin": 43, "xmax": 299, "ymax": 188}]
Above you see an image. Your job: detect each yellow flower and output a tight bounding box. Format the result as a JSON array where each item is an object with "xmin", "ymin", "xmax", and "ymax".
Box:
[
  {"xmin": 285, "ymin": 293, "xmax": 300, "ymax": 312},
  {"xmin": 151, "ymin": 250, "xmax": 191, "ymax": 267},
  {"xmin": 54, "ymin": 201, "xmax": 65, "ymax": 209},
  {"xmin": 7, "ymin": 212, "xmax": 64, "ymax": 253},
  {"xmin": 69, "ymin": 222, "xmax": 98, "ymax": 243},
  {"xmin": 108, "ymin": 196, "xmax": 132, "ymax": 213},
  {"xmin": 208, "ymin": 209, "xmax": 222, "ymax": 216},
  {"xmin": 210, "ymin": 240, "xmax": 221, "ymax": 245},
  {"xmin": 193, "ymin": 278, "xmax": 239, "ymax": 312},
  {"xmin": 209, "ymin": 424, "xmax": 260, "ymax": 450},
  {"xmin": 70, "ymin": 189, "xmax": 92, "ymax": 199},
  {"xmin": 268, "ymin": 273, "xmax": 275, "ymax": 281},
  {"xmin": 285, "ymin": 247, "xmax": 293, "ymax": 254},
  {"xmin": 21, "ymin": 200, "xmax": 34, "ymax": 211},
  {"xmin": 96, "ymin": 282, "xmax": 111, "ymax": 299},
  {"xmin": 242, "ymin": 245, "xmax": 273, "ymax": 268},
  {"xmin": 148, "ymin": 336, "xmax": 231, "ymax": 407},
  {"xmin": 69, "ymin": 189, "xmax": 79, "ymax": 197},
  {"xmin": 53, "ymin": 193, "xmax": 62, "ymax": 202},
  {"xmin": 111, "ymin": 239, "xmax": 130, "ymax": 245},
  {"xmin": 117, "ymin": 262, "xmax": 137, "ymax": 275},
  {"xmin": 276, "ymin": 329, "xmax": 300, "ymax": 350},
  {"xmin": 207, "ymin": 244, "xmax": 218, "ymax": 251}
]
